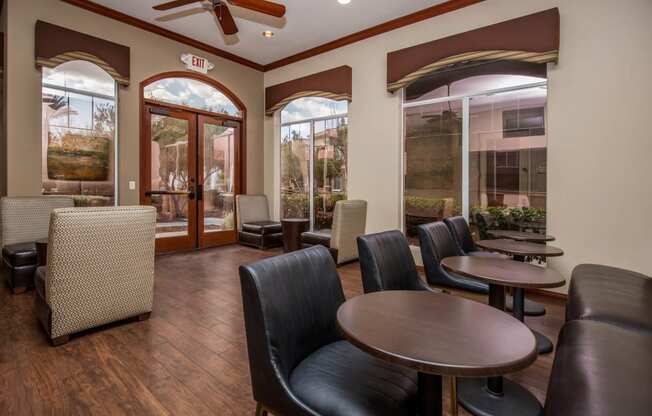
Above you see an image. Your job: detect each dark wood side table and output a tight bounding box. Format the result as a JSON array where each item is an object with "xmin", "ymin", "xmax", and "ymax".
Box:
[
  {"xmin": 35, "ymin": 238, "xmax": 48, "ymax": 267},
  {"xmin": 281, "ymin": 218, "xmax": 310, "ymax": 253},
  {"xmin": 337, "ymin": 291, "xmax": 537, "ymax": 416},
  {"xmin": 441, "ymin": 256, "xmax": 565, "ymax": 416}
]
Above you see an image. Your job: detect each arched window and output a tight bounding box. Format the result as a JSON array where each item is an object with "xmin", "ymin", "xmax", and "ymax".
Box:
[
  {"xmin": 144, "ymin": 77, "xmax": 241, "ymax": 118},
  {"xmin": 280, "ymin": 97, "xmax": 348, "ymax": 230},
  {"xmin": 42, "ymin": 60, "xmax": 117, "ymax": 206}
]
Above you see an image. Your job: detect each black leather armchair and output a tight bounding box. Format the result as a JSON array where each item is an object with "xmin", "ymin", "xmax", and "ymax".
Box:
[
  {"xmin": 417, "ymin": 222, "xmax": 489, "ymax": 293},
  {"xmin": 443, "ymin": 216, "xmax": 509, "ymax": 259},
  {"xmin": 240, "ymin": 245, "xmax": 418, "ymax": 416},
  {"xmin": 419, "ymin": 221, "xmax": 545, "ymax": 315},
  {"xmin": 357, "ymin": 230, "xmax": 432, "ymax": 293}
]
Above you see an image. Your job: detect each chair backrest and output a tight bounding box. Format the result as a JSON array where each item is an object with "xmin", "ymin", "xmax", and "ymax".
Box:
[
  {"xmin": 475, "ymin": 212, "xmax": 495, "ymax": 240},
  {"xmin": 0, "ymin": 196, "xmax": 74, "ymax": 247},
  {"xmin": 331, "ymin": 200, "xmax": 367, "ymax": 262},
  {"xmin": 417, "ymin": 222, "xmax": 463, "ymax": 283},
  {"xmin": 235, "ymin": 195, "xmax": 270, "ymax": 231},
  {"xmin": 357, "ymin": 230, "xmax": 427, "ymax": 293},
  {"xmin": 47, "ymin": 206, "xmax": 156, "ymax": 338},
  {"xmin": 240, "ymin": 246, "xmax": 344, "ymax": 414},
  {"xmin": 443, "ymin": 216, "xmax": 477, "ymax": 254}
]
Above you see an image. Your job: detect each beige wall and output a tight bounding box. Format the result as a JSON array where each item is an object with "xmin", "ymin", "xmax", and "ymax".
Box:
[
  {"xmin": 4, "ymin": 0, "xmax": 264, "ymax": 205},
  {"xmin": 264, "ymin": 0, "xmax": 652, "ymax": 290}
]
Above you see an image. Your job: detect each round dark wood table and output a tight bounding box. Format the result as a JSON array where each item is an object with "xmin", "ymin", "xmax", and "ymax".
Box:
[
  {"xmin": 487, "ymin": 230, "xmax": 555, "ymax": 243},
  {"xmin": 337, "ymin": 291, "xmax": 537, "ymax": 416},
  {"xmin": 35, "ymin": 238, "xmax": 48, "ymax": 267},
  {"xmin": 441, "ymin": 256, "xmax": 565, "ymax": 416},
  {"xmin": 476, "ymin": 239, "xmax": 563, "ymax": 261},
  {"xmin": 281, "ymin": 218, "xmax": 309, "ymax": 253}
]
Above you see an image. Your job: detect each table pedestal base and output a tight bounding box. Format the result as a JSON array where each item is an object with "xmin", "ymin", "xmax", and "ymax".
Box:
[
  {"xmin": 457, "ymin": 377, "xmax": 542, "ymax": 416},
  {"xmin": 418, "ymin": 372, "xmax": 443, "ymax": 416},
  {"xmin": 533, "ymin": 329, "xmax": 554, "ymax": 354}
]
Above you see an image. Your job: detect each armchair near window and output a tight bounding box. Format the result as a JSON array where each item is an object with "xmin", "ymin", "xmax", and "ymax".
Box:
[
  {"xmin": 357, "ymin": 230, "xmax": 433, "ymax": 293},
  {"xmin": 240, "ymin": 245, "xmax": 418, "ymax": 416},
  {"xmin": 443, "ymin": 216, "xmax": 509, "ymax": 259},
  {"xmin": 301, "ymin": 200, "xmax": 367, "ymax": 264},
  {"xmin": 35, "ymin": 206, "xmax": 155, "ymax": 346},
  {"xmin": 1, "ymin": 196, "xmax": 74, "ymax": 294},
  {"xmin": 236, "ymin": 195, "xmax": 283, "ymax": 250}
]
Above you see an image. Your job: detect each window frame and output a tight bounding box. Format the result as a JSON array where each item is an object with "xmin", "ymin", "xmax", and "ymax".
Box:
[
  {"xmin": 279, "ymin": 105, "xmax": 348, "ymax": 231},
  {"xmin": 41, "ymin": 64, "xmax": 119, "ymax": 206}
]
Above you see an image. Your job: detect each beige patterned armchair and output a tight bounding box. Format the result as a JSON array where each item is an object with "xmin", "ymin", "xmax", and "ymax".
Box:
[
  {"xmin": 301, "ymin": 200, "xmax": 367, "ymax": 265},
  {"xmin": 34, "ymin": 206, "xmax": 156, "ymax": 346},
  {"xmin": 1, "ymin": 196, "xmax": 74, "ymax": 293}
]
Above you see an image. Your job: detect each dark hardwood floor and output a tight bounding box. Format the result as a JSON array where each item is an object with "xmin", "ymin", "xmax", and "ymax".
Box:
[{"xmin": 0, "ymin": 244, "xmax": 565, "ymax": 415}]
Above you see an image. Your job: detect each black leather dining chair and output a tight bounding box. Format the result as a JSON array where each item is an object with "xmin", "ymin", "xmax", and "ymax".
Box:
[
  {"xmin": 357, "ymin": 230, "xmax": 433, "ymax": 293},
  {"xmin": 443, "ymin": 216, "xmax": 508, "ymax": 259},
  {"xmin": 419, "ymin": 221, "xmax": 545, "ymax": 316},
  {"xmin": 417, "ymin": 222, "xmax": 489, "ymax": 293},
  {"xmin": 240, "ymin": 245, "xmax": 419, "ymax": 416}
]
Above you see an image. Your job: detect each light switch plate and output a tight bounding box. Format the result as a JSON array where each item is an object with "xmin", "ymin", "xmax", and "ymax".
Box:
[{"xmin": 128, "ymin": 181, "xmax": 136, "ymax": 191}]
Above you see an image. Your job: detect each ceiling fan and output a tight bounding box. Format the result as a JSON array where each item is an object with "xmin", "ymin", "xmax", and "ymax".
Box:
[{"xmin": 152, "ymin": 0, "xmax": 286, "ymax": 35}]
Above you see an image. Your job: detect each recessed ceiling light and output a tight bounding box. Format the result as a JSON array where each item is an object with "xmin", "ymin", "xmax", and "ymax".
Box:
[
  {"xmin": 338, "ymin": 0, "xmax": 351, "ymax": 4},
  {"xmin": 262, "ymin": 30, "xmax": 274, "ymax": 38}
]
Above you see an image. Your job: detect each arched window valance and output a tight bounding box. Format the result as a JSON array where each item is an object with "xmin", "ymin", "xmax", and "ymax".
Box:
[
  {"xmin": 387, "ymin": 8, "xmax": 559, "ymax": 93},
  {"xmin": 35, "ymin": 20, "xmax": 130, "ymax": 86},
  {"xmin": 265, "ymin": 66, "xmax": 352, "ymax": 116}
]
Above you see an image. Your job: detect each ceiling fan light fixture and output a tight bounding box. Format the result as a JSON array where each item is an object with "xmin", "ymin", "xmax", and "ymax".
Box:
[
  {"xmin": 338, "ymin": 0, "xmax": 351, "ymax": 4},
  {"xmin": 262, "ymin": 30, "xmax": 275, "ymax": 38}
]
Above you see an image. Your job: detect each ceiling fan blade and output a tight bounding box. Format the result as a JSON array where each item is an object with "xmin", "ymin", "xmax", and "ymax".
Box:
[
  {"xmin": 153, "ymin": 0, "xmax": 202, "ymax": 11},
  {"xmin": 214, "ymin": 4, "xmax": 238, "ymax": 35},
  {"xmin": 228, "ymin": 0, "xmax": 286, "ymax": 18}
]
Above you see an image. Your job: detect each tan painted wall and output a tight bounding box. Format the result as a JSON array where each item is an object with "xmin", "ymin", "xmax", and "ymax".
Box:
[
  {"xmin": 4, "ymin": 0, "xmax": 264, "ymax": 205},
  {"xmin": 264, "ymin": 0, "xmax": 652, "ymax": 290}
]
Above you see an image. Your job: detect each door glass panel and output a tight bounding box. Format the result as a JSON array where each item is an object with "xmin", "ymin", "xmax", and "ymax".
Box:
[
  {"xmin": 404, "ymin": 100, "xmax": 463, "ymax": 245},
  {"xmin": 469, "ymin": 86, "xmax": 547, "ymax": 230},
  {"xmin": 150, "ymin": 114, "xmax": 190, "ymax": 238},
  {"xmin": 280, "ymin": 122, "xmax": 310, "ymax": 220},
  {"xmin": 313, "ymin": 117, "xmax": 348, "ymax": 230},
  {"xmin": 203, "ymin": 123, "xmax": 235, "ymax": 233}
]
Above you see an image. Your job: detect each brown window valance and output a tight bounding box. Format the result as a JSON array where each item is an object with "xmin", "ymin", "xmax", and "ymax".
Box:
[
  {"xmin": 35, "ymin": 21, "xmax": 130, "ymax": 86},
  {"xmin": 265, "ymin": 66, "xmax": 352, "ymax": 116},
  {"xmin": 387, "ymin": 8, "xmax": 559, "ymax": 93}
]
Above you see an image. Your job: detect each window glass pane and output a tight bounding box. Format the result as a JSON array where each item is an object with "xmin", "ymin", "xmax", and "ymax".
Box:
[
  {"xmin": 404, "ymin": 101, "xmax": 463, "ymax": 245},
  {"xmin": 42, "ymin": 63, "xmax": 116, "ymax": 206},
  {"xmin": 43, "ymin": 60, "xmax": 116, "ymax": 97},
  {"xmin": 281, "ymin": 97, "xmax": 348, "ymax": 124},
  {"xmin": 203, "ymin": 123, "xmax": 235, "ymax": 234},
  {"xmin": 144, "ymin": 78, "xmax": 241, "ymax": 117},
  {"xmin": 469, "ymin": 85, "xmax": 547, "ymax": 231},
  {"xmin": 313, "ymin": 116, "xmax": 348, "ymax": 230},
  {"xmin": 280, "ymin": 122, "xmax": 310, "ymax": 220}
]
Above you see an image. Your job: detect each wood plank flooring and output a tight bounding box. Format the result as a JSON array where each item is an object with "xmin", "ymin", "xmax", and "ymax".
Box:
[{"xmin": 0, "ymin": 244, "xmax": 565, "ymax": 415}]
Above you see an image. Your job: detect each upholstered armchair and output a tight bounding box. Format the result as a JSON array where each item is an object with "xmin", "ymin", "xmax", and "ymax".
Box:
[
  {"xmin": 357, "ymin": 230, "xmax": 434, "ymax": 293},
  {"xmin": 235, "ymin": 195, "xmax": 283, "ymax": 250},
  {"xmin": 35, "ymin": 206, "xmax": 156, "ymax": 346},
  {"xmin": 240, "ymin": 245, "xmax": 418, "ymax": 416},
  {"xmin": 301, "ymin": 200, "xmax": 367, "ymax": 264},
  {"xmin": 443, "ymin": 216, "xmax": 509, "ymax": 259},
  {"xmin": 1, "ymin": 196, "xmax": 74, "ymax": 294}
]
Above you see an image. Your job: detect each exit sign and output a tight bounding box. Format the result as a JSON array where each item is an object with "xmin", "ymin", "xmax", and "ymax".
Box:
[{"xmin": 181, "ymin": 53, "xmax": 215, "ymax": 74}]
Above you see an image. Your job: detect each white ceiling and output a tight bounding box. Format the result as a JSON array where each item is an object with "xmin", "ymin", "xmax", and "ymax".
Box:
[{"xmin": 92, "ymin": 0, "xmax": 449, "ymax": 65}]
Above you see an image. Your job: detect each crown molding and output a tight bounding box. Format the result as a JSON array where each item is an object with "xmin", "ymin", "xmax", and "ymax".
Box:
[{"xmin": 61, "ymin": 0, "xmax": 484, "ymax": 73}]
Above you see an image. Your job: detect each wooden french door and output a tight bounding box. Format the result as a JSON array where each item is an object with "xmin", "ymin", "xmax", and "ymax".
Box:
[{"xmin": 143, "ymin": 104, "xmax": 241, "ymax": 253}]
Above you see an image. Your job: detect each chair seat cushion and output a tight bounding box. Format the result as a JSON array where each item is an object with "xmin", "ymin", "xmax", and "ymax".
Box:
[
  {"xmin": 567, "ymin": 264, "xmax": 652, "ymax": 332},
  {"xmin": 468, "ymin": 250, "xmax": 510, "ymax": 260},
  {"xmin": 544, "ymin": 320, "xmax": 652, "ymax": 416},
  {"xmin": 290, "ymin": 340, "xmax": 417, "ymax": 416},
  {"xmin": 301, "ymin": 230, "xmax": 332, "ymax": 247},
  {"xmin": 241, "ymin": 221, "xmax": 281, "ymax": 235},
  {"xmin": 2, "ymin": 242, "xmax": 37, "ymax": 267}
]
